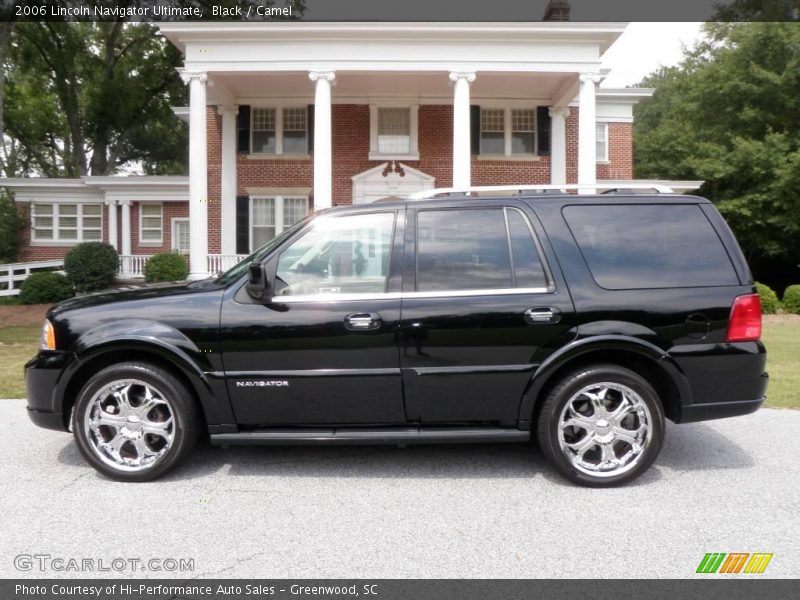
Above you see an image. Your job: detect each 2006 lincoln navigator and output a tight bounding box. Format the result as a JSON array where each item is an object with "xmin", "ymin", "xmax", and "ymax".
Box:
[{"xmin": 25, "ymin": 186, "xmax": 768, "ymax": 486}]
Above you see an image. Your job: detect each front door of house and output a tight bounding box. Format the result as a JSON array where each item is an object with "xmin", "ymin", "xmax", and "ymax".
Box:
[{"xmin": 172, "ymin": 219, "xmax": 190, "ymax": 254}]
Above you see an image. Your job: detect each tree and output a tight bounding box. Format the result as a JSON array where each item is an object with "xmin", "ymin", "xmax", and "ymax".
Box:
[
  {"xmin": 634, "ymin": 23, "xmax": 800, "ymax": 271},
  {"xmin": 3, "ymin": 20, "xmax": 188, "ymax": 177}
]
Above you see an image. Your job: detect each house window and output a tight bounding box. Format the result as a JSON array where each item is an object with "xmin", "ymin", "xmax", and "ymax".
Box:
[
  {"xmin": 369, "ymin": 105, "xmax": 419, "ymax": 160},
  {"xmin": 172, "ymin": 218, "xmax": 190, "ymax": 254},
  {"xmin": 596, "ymin": 122, "xmax": 609, "ymax": 162},
  {"xmin": 480, "ymin": 107, "xmax": 538, "ymax": 156},
  {"xmin": 32, "ymin": 203, "xmax": 102, "ymax": 243},
  {"xmin": 251, "ymin": 107, "xmax": 307, "ymax": 155},
  {"xmin": 250, "ymin": 196, "xmax": 308, "ymax": 250},
  {"xmin": 511, "ymin": 109, "xmax": 536, "ymax": 155},
  {"xmin": 480, "ymin": 109, "xmax": 505, "ymax": 155},
  {"xmin": 139, "ymin": 203, "xmax": 163, "ymax": 244}
]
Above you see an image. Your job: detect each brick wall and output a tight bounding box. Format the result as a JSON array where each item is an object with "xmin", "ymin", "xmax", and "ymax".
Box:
[
  {"xmin": 210, "ymin": 104, "xmax": 634, "ymax": 217},
  {"xmin": 17, "ymin": 200, "xmax": 188, "ymax": 262}
]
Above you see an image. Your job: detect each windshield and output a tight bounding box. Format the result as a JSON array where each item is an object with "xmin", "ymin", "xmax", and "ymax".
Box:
[{"xmin": 213, "ymin": 215, "xmax": 313, "ymax": 286}]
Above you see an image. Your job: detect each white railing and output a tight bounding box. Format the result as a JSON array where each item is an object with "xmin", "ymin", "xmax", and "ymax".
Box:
[
  {"xmin": 0, "ymin": 260, "xmax": 66, "ymax": 296},
  {"xmin": 208, "ymin": 254, "xmax": 247, "ymax": 275},
  {"xmin": 118, "ymin": 255, "xmax": 153, "ymax": 279}
]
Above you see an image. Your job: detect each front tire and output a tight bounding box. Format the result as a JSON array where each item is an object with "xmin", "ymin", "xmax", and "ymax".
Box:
[
  {"xmin": 72, "ymin": 362, "xmax": 200, "ymax": 482},
  {"xmin": 536, "ymin": 364, "xmax": 665, "ymax": 487}
]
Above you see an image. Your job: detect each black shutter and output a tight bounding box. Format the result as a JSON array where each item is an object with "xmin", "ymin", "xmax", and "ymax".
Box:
[
  {"xmin": 237, "ymin": 105, "xmax": 251, "ymax": 154},
  {"xmin": 470, "ymin": 105, "xmax": 481, "ymax": 155},
  {"xmin": 307, "ymin": 104, "xmax": 315, "ymax": 154},
  {"xmin": 536, "ymin": 106, "xmax": 551, "ymax": 156},
  {"xmin": 236, "ymin": 196, "xmax": 250, "ymax": 254}
]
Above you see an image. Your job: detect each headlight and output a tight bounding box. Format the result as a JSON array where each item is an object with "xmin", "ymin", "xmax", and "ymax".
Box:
[{"xmin": 40, "ymin": 319, "xmax": 56, "ymax": 351}]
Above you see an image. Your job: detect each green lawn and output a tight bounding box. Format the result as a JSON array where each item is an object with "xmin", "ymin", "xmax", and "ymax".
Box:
[
  {"xmin": 0, "ymin": 320, "xmax": 798, "ymax": 408},
  {"xmin": 0, "ymin": 325, "xmax": 39, "ymax": 399}
]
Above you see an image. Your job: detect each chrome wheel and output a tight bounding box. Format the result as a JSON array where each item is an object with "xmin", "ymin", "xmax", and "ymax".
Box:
[
  {"xmin": 83, "ymin": 379, "xmax": 175, "ymax": 473},
  {"xmin": 557, "ymin": 382, "xmax": 652, "ymax": 478}
]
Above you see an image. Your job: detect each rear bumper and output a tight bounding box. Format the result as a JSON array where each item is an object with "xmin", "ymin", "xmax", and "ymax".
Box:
[
  {"xmin": 25, "ymin": 351, "xmax": 76, "ymax": 432},
  {"xmin": 669, "ymin": 341, "xmax": 768, "ymax": 424},
  {"xmin": 678, "ymin": 396, "xmax": 765, "ymax": 424}
]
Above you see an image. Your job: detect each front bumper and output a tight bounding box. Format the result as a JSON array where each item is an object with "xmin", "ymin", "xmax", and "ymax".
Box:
[{"xmin": 25, "ymin": 351, "xmax": 76, "ymax": 432}]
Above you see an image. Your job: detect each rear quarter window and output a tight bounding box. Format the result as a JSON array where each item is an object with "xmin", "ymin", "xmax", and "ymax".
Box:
[{"xmin": 562, "ymin": 204, "xmax": 740, "ymax": 289}]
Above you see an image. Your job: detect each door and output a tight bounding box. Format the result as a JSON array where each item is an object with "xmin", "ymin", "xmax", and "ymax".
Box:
[
  {"xmin": 172, "ymin": 219, "xmax": 190, "ymax": 254},
  {"xmin": 399, "ymin": 202, "xmax": 576, "ymax": 426},
  {"xmin": 221, "ymin": 209, "xmax": 406, "ymax": 426}
]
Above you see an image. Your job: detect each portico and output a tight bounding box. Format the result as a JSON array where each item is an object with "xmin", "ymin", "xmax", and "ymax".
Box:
[{"xmin": 161, "ymin": 22, "xmax": 630, "ymax": 279}]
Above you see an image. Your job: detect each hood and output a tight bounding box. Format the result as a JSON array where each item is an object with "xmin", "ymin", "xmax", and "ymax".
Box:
[{"xmin": 48, "ymin": 280, "xmax": 217, "ymax": 318}]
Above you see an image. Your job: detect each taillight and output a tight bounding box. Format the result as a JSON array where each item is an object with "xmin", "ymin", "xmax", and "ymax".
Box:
[{"xmin": 726, "ymin": 293, "xmax": 762, "ymax": 342}]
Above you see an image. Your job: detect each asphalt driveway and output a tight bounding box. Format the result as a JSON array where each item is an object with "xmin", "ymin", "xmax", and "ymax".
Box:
[{"xmin": 0, "ymin": 400, "xmax": 798, "ymax": 579}]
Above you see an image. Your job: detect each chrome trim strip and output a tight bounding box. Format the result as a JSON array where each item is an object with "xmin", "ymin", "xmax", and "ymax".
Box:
[
  {"xmin": 273, "ymin": 287, "xmax": 551, "ymax": 304},
  {"xmin": 410, "ymin": 364, "xmax": 536, "ymax": 376},
  {"xmin": 211, "ymin": 368, "xmax": 400, "ymax": 378}
]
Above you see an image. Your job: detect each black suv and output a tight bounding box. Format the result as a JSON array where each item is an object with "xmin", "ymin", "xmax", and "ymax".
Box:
[{"xmin": 25, "ymin": 189, "xmax": 767, "ymax": 486}]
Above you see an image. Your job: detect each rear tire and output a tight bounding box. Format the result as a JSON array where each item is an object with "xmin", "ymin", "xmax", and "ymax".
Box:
[
  {"xmin": 72, "ymin": 361, "xmax": 200, "ymax": 482},
  {"xmin": 536, "ymin": 364, "xmax": 664, "ymax": 487}
]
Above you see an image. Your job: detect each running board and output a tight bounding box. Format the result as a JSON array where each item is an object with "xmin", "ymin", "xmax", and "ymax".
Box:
[{"xmin": 210, "ymin": 427, "xmax": 530, "ymax": 446}]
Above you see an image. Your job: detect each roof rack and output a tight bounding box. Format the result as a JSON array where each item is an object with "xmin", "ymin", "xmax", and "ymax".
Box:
[{"xmin": 407, "ymin": 183, "xmax": 676, "ymax": 200}]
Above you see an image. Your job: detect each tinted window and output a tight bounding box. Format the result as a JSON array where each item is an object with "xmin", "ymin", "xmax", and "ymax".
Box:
[
  {"xmin": 507, "ymin": 209, "xmax": 548, "ymax": 288},
  {"xmin": 275, "ymin": 212, "xmax": 395, "ymax": 296},
  {"xmin": 417, "ymin": 209, "xmax": 512, "ymax": 291},
  {"xmin": 563, "ymin": 204, "xmax": 739, "ymax": 289}
]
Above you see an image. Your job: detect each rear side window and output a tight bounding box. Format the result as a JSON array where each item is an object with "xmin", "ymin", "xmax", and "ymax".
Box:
[
  {"xmin": 416, "ymin": 207, "xmax": 548, "ymax": 292},
  {"xmin": 563, "ymin": 204, "xmax": 739, "ymax": 289}
]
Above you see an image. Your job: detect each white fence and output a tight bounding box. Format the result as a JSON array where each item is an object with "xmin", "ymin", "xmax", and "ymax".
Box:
[
  {"xmin": 1, "ymin": 254, "xmax": 249, "ymax": 293},
  {"xmin": 0, "ymin": 260, "xmax": 65, "ymax": 297},
  {"xmin": 208, "ymin": 254, "xmax": 246, "ymax": 274}
]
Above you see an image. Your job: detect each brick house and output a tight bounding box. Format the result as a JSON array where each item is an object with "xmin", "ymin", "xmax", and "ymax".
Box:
[{"xmin": 2, "ymin": 22, "xmax": 701, "ymax": 280}]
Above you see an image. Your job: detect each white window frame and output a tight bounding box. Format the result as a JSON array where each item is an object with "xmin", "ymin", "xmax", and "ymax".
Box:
[
  {"xmin": 31, "ymin": 202, "xmax": 104, "ymax": 245},
  {"xmin": 171, "ymin": 217, "xmax": 190, "ymax": 254},
  {"xmin": 249, "ymin": 195, "xmax": 309, "ymax": 252},
  {"xmin": 250, "ymin": 105, "xmax": 309, "ymax": 156},
  {"xmin": 596, "ymin": 122, "xmax": 609, "ymax": 162},
  {"xmin": 138, "ymin": 202, "xmax": 163, "ymax": 246},
  {"xmin": 479, "ymin": 106, "xmax": 538, "ymax": 157},
  {"xmin": 369, "ymin": 104, "xmax": 419, "ymax": 161}
]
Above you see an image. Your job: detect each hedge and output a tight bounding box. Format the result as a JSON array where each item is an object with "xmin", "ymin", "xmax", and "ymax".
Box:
[
  {"xmin": 64, "ymin": 242, "xmax": 119, "ymax": 293},
  {"xmin": 143, "ymin": 253, "xmax": 188, "ymax": 283},
  {"xmin": 783, "ymin": 285, "xmax": 800, "ymax": 315},
  {"xmin": 754, "ymin": 282, "xmax": 780, "ymax": 314},
  {"xmin": 19, "ymin": 272, "xmax": 74, "ymax": 305}
]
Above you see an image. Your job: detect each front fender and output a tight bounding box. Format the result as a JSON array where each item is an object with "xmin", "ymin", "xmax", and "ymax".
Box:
[
  {"xmin": 58, "ymin": 320, "xmax": 234, "ymax": 427},
  {"xmin": 518, "ymin": 334, "xmax": 692, "ymax": 427}
]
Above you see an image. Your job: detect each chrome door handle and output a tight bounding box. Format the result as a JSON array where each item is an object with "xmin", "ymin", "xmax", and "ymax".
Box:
[
  {"xmin": 344, "ymin": 313, "xmax": 382, "ymax": 331},
  {"xmin": 524, "ymin": 307, "xmax": 561, "ymax": 324}
]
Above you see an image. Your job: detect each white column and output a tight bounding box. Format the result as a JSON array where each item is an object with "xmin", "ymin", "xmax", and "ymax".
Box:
[
  {"xmin": 578, "ymin": 72, "xmax": 601, "ymax": 194},
  {"xmin": 106, "ymin": 200, "xmax": 118, "ymax": 251},
  {"xmin": 549, "ymin": 107, "xmax": 570, "ymax": 186},
  {"xmin": 120, "ymin": 200, "xmax": 132, "ymax": 256},
  {"xmin": 309, "ymin": 70, "xmax": 335, "ymax": 209},
  {"xmin": 449, "ymin": 71, "xmax": 476, "ymax": 189},
  {"xmin": 218, "ymin": 105, "xmax": 238, "ymax": 256},
  {"xmin": 182, "ymin": 70, "xmax": 209, "ymax": 279}
]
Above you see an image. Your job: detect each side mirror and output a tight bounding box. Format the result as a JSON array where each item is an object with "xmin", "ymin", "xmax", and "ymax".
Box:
[{"xmin": 245, "ymin": 263, "xmax": 272, "ymax": 304}]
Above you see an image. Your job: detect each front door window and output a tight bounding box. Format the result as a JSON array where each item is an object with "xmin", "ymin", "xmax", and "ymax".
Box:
[{"xmin": 275, "ymin": 212, "xmax": 395, "ymax": 297}]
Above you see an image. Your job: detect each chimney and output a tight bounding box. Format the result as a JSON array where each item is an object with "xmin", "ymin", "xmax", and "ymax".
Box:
[{"xmin": 543, "ymin": 0, "xmax": 571, "ymax": 21}]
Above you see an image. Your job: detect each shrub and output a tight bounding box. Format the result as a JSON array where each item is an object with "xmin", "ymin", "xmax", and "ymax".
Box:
[
  {"xmin": 143, "ymin": 252, "xmax": 188, "ymax": 283},
  {"xmin": 783, "ymin": 285, "xmax": 800, "ymax": 315},
  {"xmin": 64, "ymin": 242, "xmax": 119, "ymax": 292},
  {"xmin": 754, "ymin": 282, "xmax": 780, "ymax": 314},
  {"xmin": 19, "ymin": 272, "xmax": 74, "ymax": 305},
  {"xmin": 0, "ymin": 192, "xmax": 24, "ymax": 263}
]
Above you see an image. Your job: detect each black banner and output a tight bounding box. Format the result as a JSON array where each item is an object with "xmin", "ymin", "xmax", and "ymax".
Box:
[
  {"xmin": 2, "ymin": 0, "xmax": 800, "ymax": 22},
  {"xmin": 3, "ymin": 579, "xmax": 799, "ymax": 600}
]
